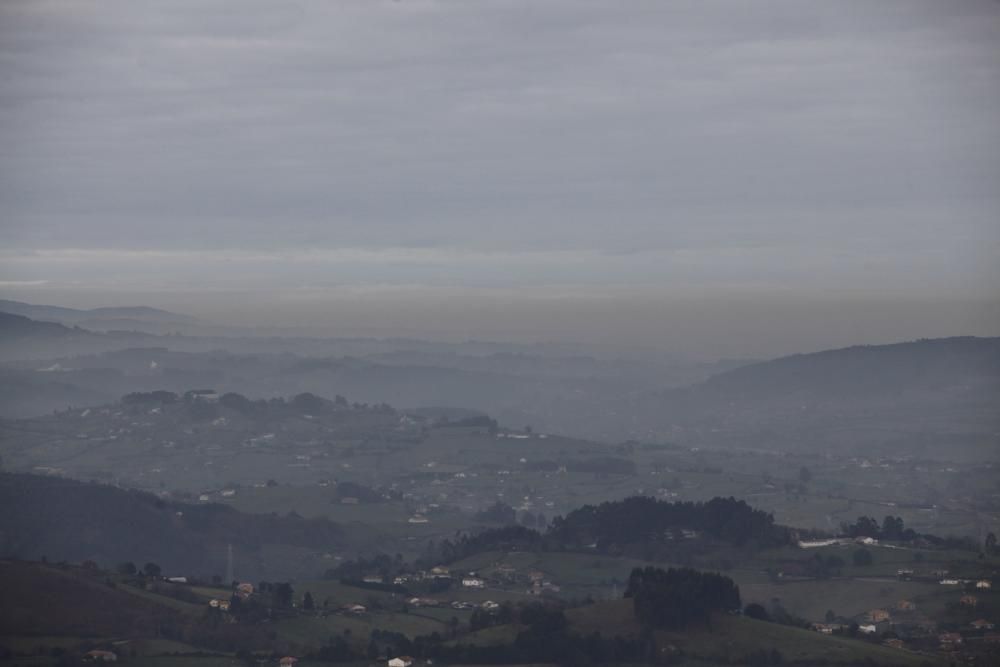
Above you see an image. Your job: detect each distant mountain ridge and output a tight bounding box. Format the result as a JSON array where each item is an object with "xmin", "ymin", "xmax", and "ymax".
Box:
[
  {"xmin": 642, "ymin": 336, "xmax": 1000, "ymax": 458},
  {"xmin": 697, "ymin": 336, "xmax": 1000, "ymax": 399},
  {"xmin": 0, "ymin": 311, "xmax": 80, "ymax": 339},
  {"xmin": 0, "ymin": 298, "xmax": 198, "ymax": 327}
]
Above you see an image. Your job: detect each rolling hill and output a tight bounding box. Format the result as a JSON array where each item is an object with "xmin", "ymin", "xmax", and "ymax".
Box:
[
  {"xmin": 638, "ymin": 336, "xmax": 1000, "ymax": 458},
  {"xmin": 0, "ymin": 473, "xmax": 345, "ymax": 581}
]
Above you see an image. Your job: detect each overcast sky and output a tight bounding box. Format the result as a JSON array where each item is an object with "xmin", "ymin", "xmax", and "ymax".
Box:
[{"xmin": 1, "ymin": 1, "xmax": 998, "ymax": 358}]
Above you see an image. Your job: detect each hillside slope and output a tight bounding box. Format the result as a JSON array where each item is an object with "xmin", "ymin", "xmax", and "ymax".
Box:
[
  {"xmin": 640, "ymin": 337, "xmax": 1000, "ymax": 457},
  {"xmin": 0, "ymin": 473, "xmax": 344, "ymax": 581}
]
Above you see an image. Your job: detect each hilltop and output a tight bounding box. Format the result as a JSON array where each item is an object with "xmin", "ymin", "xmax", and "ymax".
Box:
[
  {"xmin": 641, "ymin": 336, "xmax": 1000, "ymax": 458},
  {"xmin": 0, "ymin": 298, "xmax": 199, "ymax": 330}
]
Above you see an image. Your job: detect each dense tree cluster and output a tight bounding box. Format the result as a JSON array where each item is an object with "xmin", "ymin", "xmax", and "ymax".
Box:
[
  {"xmin": 122, "ymin": 390, "xmax": 178, "ymax": 405},
  {"xmin": 625, "ymin": 566, "xmax": 741, "ymax": 630},
  {"xmin": 374, "ymin": 602, "xmax": 653, "ymax": 666},
  {"xmin": 474, "ymin": 500, "xmax": 517, "ymax": 524},
  {"xmin": 840, "ymin": 515, "xmax": 917, "ymax": 541},
  {"xmin": 549, "ymin": 496, "xmax": 791, "ymax": 550},
  {"xmin": 417, "ymin": 525, "xmax": 544, "ymax": 567},
  {"xmin": 437, "ymin": 415, "xmax": 498, "ymax": 430}
]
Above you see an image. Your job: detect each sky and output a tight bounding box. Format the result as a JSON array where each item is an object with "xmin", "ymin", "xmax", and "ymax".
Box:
[{"xmin": 1, "ymin": 0, "xmax": 998, "ymax": 358}]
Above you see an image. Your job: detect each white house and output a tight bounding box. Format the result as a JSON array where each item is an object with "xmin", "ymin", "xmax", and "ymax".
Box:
[
  {"xmin": 462, "ymin": 577, "xmax": 485, "ymax": 588},
  {"xmin": 976, "ymin": 579, "xmax": 992, "ymax": 589},
  {"xmin": 859, "ymin": 624, "xmax": 877, "ymax": 634},
  {"xmin": 388, "ymin": 657, "xmax": 414, "ymax": 667}
]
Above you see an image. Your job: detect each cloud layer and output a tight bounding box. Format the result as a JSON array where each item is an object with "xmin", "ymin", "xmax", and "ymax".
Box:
[{"xmin": 1, "ymin": 1, "xmax": 998, "ymax": 354}]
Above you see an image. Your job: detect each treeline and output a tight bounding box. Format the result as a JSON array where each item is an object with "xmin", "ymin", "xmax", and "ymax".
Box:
[
  {"xmin": 523, "ymin": 457, "xmax": 636, "ymax": 475},
  {"xmin": 120, "ymin": 390, "xmax": 396, "ymax": 420},
  {"xmin": 402, "ymin": 496, "xmax": 791, "ymax": 572},
  {"xmin": 549, "ymin": 496, "xmax": 791, "ymax": 550},
  {"xmin": 626, "ymin": 566, "xmax": 741, "ymax": 630},
  {"xmin": 310, "ymin": 602, "xmax": 656, "ymax": 666},
  {"xmin": 417, "ymin": 525, "xmax": 545, "ymax": 568},
  {"xmin": 841, "ymin": 515, "xmax": 982, "ymax": 550}
]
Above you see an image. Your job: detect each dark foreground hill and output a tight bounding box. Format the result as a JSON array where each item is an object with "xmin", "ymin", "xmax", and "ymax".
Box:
[
  {"xmin": 0, "ymin": 473, "xmax": 344, "ymax": 581},
  {"xmin": 451, "ymin": 598, "xmax": 928, "ymax": 666}
]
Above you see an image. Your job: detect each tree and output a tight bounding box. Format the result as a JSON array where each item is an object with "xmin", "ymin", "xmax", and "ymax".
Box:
[
  {"xmin": 116, "ymin": 561, "xmax": 137, "ymax": 575},
  {"xmin": 272, "ymin": 582, "xmax": 294, "ymax": 608},
  {"xmin": 143, "ymin": 562, "xmax": 162, "ymax": 577},
  {"xmin": 852, "ymin": 548, "xmax": 873, "ymax": 567},
  {"xmin": 626, "ymin": 566, "xmax": 741, "ymax": 630},
  {"xmin": 986, "ymin": 532, "xmax": 997, "ymax": 554},
  {"xmin": 744, "ymin": 603, "xmax": 770, "ymax": 621},
  {"xmin": 219, "ymin": 392, "xmax": 252, "ymax": 413},
  {"xmin": 303, "ymin": 591, "xmax": 314, "ymax": 611}
]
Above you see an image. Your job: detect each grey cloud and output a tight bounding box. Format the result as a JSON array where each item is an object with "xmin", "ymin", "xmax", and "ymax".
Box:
[{"xmin": 0, "ymin": 0, "xmax": 998, "ymax": 354}]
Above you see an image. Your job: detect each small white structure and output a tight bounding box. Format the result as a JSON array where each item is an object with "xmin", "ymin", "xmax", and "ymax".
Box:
[
  {"xmin": 976, "ymin": 579, "xmax": 992, "ymax": 589},
  {"xmin": 798, "ymin": 539, "xmax": 841, "ymax": 549},
  {"xmin": 859, "ymin": 624, "xmax": 877, "ymax": 634},
  {"xmin": 462, "ymin": 577, "xmax": 485, "ymax": 588},
  {"xmin": 388, "ymin": 657, "xmax": 414, "ymax": 667}
]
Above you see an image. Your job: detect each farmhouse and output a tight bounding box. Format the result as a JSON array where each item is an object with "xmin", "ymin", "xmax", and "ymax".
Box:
[
  {"xmin": 388, "ymin": 658, "xmax": 414, "ymax": 667},
  {"xmin": 867, "ymin": 609, "xmax": 891, "ymax": 623},
  {"xmin": 83, "ymin": 650, "xmax": 118, "ymax": 662},
  {"xmin": 976, "ymin": 579, "xmax": 992, "ymax": 589},
  {"xmin": 811, "ymin": 623, "xmax": 841, "ymax": 634},
  {"xmin": 208, "ymin": 598, "xmax": 231, "ymax": 611}
]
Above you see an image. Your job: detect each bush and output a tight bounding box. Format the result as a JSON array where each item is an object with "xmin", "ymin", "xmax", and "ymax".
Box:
[{"xmin": 852, "ymin": 548, "xmax": 873, "ymax": 567}]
